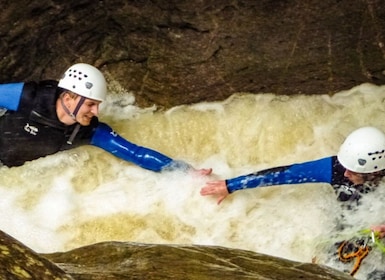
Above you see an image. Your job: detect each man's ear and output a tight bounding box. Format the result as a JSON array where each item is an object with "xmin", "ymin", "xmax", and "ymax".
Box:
[
  {"xmin": 62, "ymin": 91, "xmax": 76, "ymax": 107},
  {"xmin": 65, "ymin": 91, "xmax": 79, "ymax": 100}
]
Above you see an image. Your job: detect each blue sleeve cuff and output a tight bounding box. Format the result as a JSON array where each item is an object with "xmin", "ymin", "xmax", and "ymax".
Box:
[
  {"xmin": 0, "ymin": 83, "xmax": 24, "ymax": 110},
  {"xmin": 90, "ymin": 122, "xmax": 177, "ymax": 172},
  {"xmin": 226, "ymin": 156, "xmax": 333, "ymax": 193}
]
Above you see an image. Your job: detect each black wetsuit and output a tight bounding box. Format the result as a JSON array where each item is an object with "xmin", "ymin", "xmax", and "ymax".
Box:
[
  {"xmin": 0, "ymin": 80, "xmax": 96, "ymax": 166},
  {"xmin": 0, "ymin": 81, "xmax": 185, "ymax": 171}
]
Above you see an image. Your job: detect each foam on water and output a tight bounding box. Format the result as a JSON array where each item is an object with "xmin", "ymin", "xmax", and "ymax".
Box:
[{"xmin": 1, "ymin": 82, "xmax": 385, "ymax": 279}]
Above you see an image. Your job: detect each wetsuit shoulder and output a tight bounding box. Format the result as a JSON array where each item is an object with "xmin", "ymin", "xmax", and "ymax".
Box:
[
  {"xmin": 16, "ymin": 81, "xmax": 37, "ymax": 113},
  {"xmin": 330, "ymin": 156, "xmax": 350, "ymax": 186}
]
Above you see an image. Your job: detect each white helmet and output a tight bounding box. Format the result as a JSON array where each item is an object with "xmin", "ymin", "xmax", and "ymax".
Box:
[
  {"xmin": 58, "ymin": 63, "xmax": 107, "ymax": 102},
  {"xmin": 337, "ymin": 126, "xmax": 385, "ymax": 173}
]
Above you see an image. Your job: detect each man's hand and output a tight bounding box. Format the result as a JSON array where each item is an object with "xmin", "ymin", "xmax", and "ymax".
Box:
[
  {"xmin": 200, "ymin": 180, "xmax": 229, "ymax": 205},
  {"xmin": 197, "ymin": 168, "xmax": 213, "ymax": 176},
  {"xmin": 370, "ymin": 224, "xmax": 385, "ymax": 238}
]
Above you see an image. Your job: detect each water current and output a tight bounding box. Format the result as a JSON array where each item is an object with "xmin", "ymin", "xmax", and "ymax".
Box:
[{"xmin": 1, "ymin": 82, "xmax": 385, "ymax": 279}]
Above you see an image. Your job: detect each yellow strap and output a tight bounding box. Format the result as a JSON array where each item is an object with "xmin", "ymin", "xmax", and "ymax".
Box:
[{"xmin": 359, "ymin": 229, "xmax": 385, "ymax": 253}]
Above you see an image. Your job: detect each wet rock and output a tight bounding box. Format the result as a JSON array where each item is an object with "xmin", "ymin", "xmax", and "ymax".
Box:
[
  {"xmin": 0, "ymin": 229, "xmax": 355, "ymax": 279},
  {"xmin": 43, "ymin": 241, "xmax": 355, "ymax": 280},
  {"xmin": 0, "ymin": 0, "xmax": 384, "ymax": 107},
  {"xmin": 0, "ymin": 230, "xmax": 73, "ymax": 280}
]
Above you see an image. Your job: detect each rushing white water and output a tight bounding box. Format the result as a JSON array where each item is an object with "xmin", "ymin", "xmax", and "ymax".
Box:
[{"xmin": 1, "ymin": 82, "xmax": 385, "ymax": 279}]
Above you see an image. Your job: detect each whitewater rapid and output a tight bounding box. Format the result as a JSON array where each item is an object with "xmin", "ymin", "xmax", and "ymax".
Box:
[{"xmin": 1, "ymin": 82, "xmax": 385, "ymax": 279}]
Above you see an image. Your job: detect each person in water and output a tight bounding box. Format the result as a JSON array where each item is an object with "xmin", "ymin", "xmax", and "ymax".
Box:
[
  {"xmin": 0, "ymin": 63, "xmax": 212, "ymax": 175},
  {"xmin": 200, "ymin": 126, "xmax": 385, "ymax": 232}
]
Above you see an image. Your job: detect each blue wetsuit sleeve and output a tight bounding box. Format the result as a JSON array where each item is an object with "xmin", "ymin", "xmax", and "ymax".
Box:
[
  {"xmin": 90, "ymin": 122, "xmax": 192, "ymax": 172},
  {"xmin": 226, "ymin": 156, "xmax": 333, "ymax": 193},
  {"xmin": 0, "ymin": 83, "xmax": 24, "ymax": 110}
]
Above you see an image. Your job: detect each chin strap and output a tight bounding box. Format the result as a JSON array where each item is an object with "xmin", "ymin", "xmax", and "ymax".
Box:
[
  {"xmin": 60, "ymin": 95, "xmax": 86, "ymax": 121},
  {"xmin": 60, "ymin": 95, "xmax": 86, "ymax": 145},
  {"xmin": 67, "ymin": 123, "xmax": 81, "ymax": 145}
]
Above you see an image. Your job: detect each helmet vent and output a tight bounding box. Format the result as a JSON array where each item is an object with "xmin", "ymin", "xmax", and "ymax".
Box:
[
  {"xmin": 58, "ymin": 63, "xmax": 106, "ymax": 101},
  {"xmin": 69, "ymin": 69, "xmax": 89, "ymax": 81},
  {"xmin": 368, "ymin": 150, "xmax": 385, "ymax": 156}
]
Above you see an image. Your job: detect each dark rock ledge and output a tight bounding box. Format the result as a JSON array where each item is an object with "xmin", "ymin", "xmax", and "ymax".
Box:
[
  {"xmin": 0, "ymin": 229, "xmax": 353, "ymax": 280},
  {"xmin": 0, "ymin": 0, "xmax": 384, "ymax": 108}
]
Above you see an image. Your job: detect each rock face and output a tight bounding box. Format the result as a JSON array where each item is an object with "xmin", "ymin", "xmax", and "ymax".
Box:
[
  {"xmin": 0, "ymin": 230, "xmax": 73, "ymax": 280},
  {"xmin": 0, "ymin": 229, "xmax": 354, "ymax": 280},
  {"xmin": 44, "ymin": 242, "xmax": 357, "ymax": 280},
  {"xmin": 0, "ymin": 0, "xmax": 384, "ymax": 108}
]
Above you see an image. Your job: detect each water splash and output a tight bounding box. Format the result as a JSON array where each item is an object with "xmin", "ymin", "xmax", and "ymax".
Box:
[{"xmin": 1, "ymin": 83, "xmax": 385, "ymax": 279}]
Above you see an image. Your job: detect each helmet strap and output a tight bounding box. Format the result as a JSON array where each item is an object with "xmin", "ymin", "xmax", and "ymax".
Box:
[
  {"xmin": 72, "ymin": 96, "xmax": 86, "ymax": 118},
  {"xmin": 60, "ymin": 95, "xmax": 86, "ymax": 121}
]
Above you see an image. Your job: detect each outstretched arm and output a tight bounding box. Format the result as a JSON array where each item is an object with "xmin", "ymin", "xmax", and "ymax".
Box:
[
  {"xmin": 201, "ymin": 156, "xmax": 334, "ymax": 204},
  {"xmin": 91, "ymin": 122, "xmax": 212, "ymax": 174}
]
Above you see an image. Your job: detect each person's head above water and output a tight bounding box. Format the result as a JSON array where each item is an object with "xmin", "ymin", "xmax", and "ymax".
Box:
[
  {"xmin": 59, "ymin": 63, "xmax": 107, "ymax": 102},
  {"xmin": 56, "ymin": 63, "xmax": 107, "ymax": 126},
  {"xmin": 338, "ymin": 126, "xmax": 385, "ymax": 185}
]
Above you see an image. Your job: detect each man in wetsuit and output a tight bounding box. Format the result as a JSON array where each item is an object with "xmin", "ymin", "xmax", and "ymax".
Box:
[
  {"xmin": 0, "ymin": 63, "xmax": 212, "ymax": 175},
  {"xmin": 201, "ymin": 126, "xmax": 385, "ymax": 275},
  {"xmin": 200, "ymin": 126, "xmax": 385, "ymax": 205}
]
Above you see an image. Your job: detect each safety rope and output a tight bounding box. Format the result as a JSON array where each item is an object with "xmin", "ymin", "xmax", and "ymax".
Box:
[
  {"xmin": 337, "ymin": 239, "xmax": 370, "ymax": 276},
  {"xmin": 336, "ymin": 229, "xmax": 385, "ymax": 276}
]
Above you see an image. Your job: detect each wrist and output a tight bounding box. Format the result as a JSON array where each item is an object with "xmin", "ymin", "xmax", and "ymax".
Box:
[{"xmin": 162, "ymin": 160, "xmax": 192, "ymax": 172}]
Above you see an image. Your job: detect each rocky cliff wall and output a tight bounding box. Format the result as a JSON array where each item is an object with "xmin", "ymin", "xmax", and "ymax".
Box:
[{"xmin": 0, "ymin": 0, "xmax": 384, "ymax": 107}]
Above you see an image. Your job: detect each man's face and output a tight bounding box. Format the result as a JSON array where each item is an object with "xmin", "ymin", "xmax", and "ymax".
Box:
[
  {"xmin": 74, "ymin": 97, "xmax": 101, "ymax": 126},
  {"xmin": 344, "ymin": 169, "xmax": 366, "ymax": 185}
]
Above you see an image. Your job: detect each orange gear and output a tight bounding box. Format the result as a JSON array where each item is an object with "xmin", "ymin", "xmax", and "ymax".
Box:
[{"xmin": 337, "ymin": 239, "xmax": 371, "ymax": 276}]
